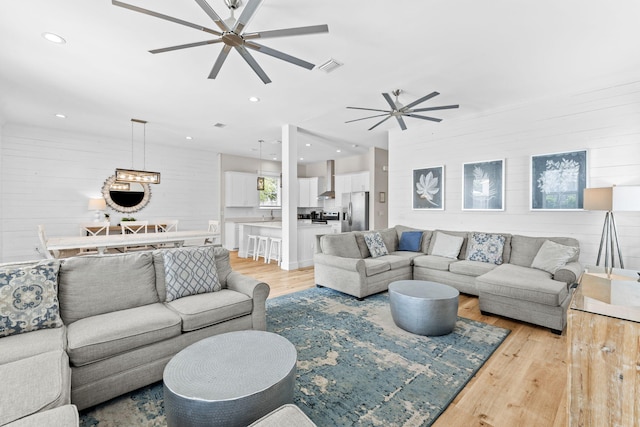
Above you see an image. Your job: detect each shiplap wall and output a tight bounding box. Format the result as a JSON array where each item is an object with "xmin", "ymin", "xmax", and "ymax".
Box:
[
  {"xmin": 0, "ymin": 124, "xmax": 219, "ymax": 262},
  {"xmin": 389, "ymin": 80, "xmax": 640, "ymax": 269}
]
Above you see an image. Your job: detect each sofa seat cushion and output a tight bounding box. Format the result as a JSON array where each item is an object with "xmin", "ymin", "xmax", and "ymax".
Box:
[
  {"xmin": 476, "ymin": 264, "xmax": 569, "ymax": 306},
  {"xmin": 0, "ymin": 350, "xmax": 71, "ymax": 426},
  {"xmin": 449, "ymin": 260, "xmax": 498, "ymax": 277},
  {"xmin": 66, "ymin": 303, "xmax": 181, "ymax": 366},
  {"xmin": 0, "ymin": 327, "xmax": 66, "ymax": 365},
  {"xmin": 362, "ymin": 258, "xmax": 391, "ymax": 277},
  {"xmin": 374, "ymin": 254, "xmax": 412, "ymax": 270},
  {"xmin": 413, "ymin": 255, "xmax": 458, "ymax": 272},
  {"xmin": 4, "ymin": 405, "xmax": 79, "ymax": 427},
  {"xmin": 165, "ymin": 289, "xmax": 253, "ymax": 332}
]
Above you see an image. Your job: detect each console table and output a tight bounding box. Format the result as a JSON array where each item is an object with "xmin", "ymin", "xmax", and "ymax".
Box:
[{"xmin": 567, "ymin": 268, "xmax": 640, "ymax": 426}]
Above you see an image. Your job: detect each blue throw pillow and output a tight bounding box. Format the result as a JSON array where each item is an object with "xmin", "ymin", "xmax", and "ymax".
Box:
[{"xmin": 398, "ymin": 231, "xmax": 423, "ymax": 252}]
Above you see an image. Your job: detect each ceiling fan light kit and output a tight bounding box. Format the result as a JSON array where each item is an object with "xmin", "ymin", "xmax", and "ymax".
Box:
[
  {"xmin": 112, "ymin": 0, "xmax": 329, "ymax": 84},
  {"xmin": 346, "ymin": 89, "xmax": 460, "ymax": 131}
]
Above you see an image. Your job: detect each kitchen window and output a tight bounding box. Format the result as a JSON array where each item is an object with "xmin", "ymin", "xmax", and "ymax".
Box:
[{"xmin": 259, "ymin": 175, "xmax": 281, "ymax": 208}]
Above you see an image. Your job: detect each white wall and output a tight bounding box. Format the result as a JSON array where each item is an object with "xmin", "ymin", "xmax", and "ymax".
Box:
[
  {"xmin": 1, "ymin": 124, "xmax": 219, "ymax": 262},
  {"xmin": 389, "ymin": 80, "xmax": 640, "ymax": 269}
]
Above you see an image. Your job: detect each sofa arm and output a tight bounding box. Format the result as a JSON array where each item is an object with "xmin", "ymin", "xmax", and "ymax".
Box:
[
  {"xmin": 313, "ymin": 253, "xmax": 365, "ymax": 273},
  {"xmin": 226, "ymin": 271, "xmax": 270, "ymax": 331},
  {"xmin": 554, "ymin": 261, "xmax": 583, "ymax": 285}
]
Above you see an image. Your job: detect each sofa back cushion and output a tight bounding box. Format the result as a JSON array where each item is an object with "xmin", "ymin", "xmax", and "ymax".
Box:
[
  {"xmin": 395, "ymin": 226, "xmax": 434, "ymax": 253},
  {"xmin": 510, "ymin": 235, "xmax": 580, "ymax": 267},
  {"xmin": 378, "ymin": 228, "xmax": 399, "ymax": 253},
  {"xmin": 320, "ymin": 233, "xmax": 362, "ymax": 259},
  {"xmin": 154, "ymin": 246, "xmax": 232, "ymax": 302},
  {"xmin": 428, "ymin": 230, "xmax": 469, "ymax": 259},
  {"xmin": 59, "ymin": 252, "xmax": 157, "ymax": 324}
]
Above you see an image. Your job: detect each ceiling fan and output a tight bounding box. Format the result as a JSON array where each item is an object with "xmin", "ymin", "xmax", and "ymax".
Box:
[
  {"xmin": 346, "ymin": 90, "xmax": 459, "ymax": 131},
  {"xmin": 112, "ymin": 0, "xmax": 329, "ymax": 84}
]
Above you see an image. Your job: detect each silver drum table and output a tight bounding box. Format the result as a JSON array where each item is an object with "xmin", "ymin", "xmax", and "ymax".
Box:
[
  {"xmin": 389, "ymin": 280, "xmax": 459, "ymax": 336},
  {"xmin": 163, "ymin": 330, "xmax": 297, "ymax": 427}
]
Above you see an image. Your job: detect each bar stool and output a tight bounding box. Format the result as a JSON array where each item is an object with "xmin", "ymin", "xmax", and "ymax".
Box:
[
  {"xmin": 255, "ymin": 236, "xmax": 270, "ymax": 261},
  {"xmin": 267, "ymin": 237, "xmax": 282, "ymax": 266},
  {"xmin": 246, "ymin": 234, "xmax": 259, "ymax": 259}
]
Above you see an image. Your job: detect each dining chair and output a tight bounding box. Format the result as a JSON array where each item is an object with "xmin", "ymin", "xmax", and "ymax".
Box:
[
  {"xmin": 155, "ymin": 220, "xmax": 179, "ymax": 233},
  {"xmin": 120, "ymin": 220, "xmax": 149, "ymax": 251},
  {"xmin": 79, "ymin": 221, "xmax": 110, "ymax": 254},
  {"xmin": 37, "ymin": 225, "xmax": 56, "ymax": 259},
  {"xmin": 205, "ymin": 220, "xmax": 221, "ymax": 245}
]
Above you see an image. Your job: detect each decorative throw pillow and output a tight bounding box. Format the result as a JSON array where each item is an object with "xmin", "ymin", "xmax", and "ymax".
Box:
[
  {"xmin": 466, "ymin": 232, "xmax": 506, "ymax": 265},
  {"xmin": 0, "ymin": 261, "xmax": 63, "ymax": 338},
  {"xmin": 163, "ymin": 246, "xmax": 221, "ymax": 302},
  {"xmin": 398, "ymin": 231, "xmax": 423, "ymax": 252},
  {"xmin": 431, "ymin": 232, "xmax": 464, "ymax": 259},
  {"xmin": 531, "ymin": 240, "xmax": 579, "ymax": 274},
  {"xmin": 363, "ymin": 232, "xmax": 389, "ymax": 258}
]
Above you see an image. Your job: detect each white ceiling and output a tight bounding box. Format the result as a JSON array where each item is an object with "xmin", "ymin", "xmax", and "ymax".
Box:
[{"xmin": 1, "ymin": 0, "xmax": 639, "ymax": 163}]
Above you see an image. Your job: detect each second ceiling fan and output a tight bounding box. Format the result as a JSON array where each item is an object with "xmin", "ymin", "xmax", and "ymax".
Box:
[
  {"xmin": 346, "ymin": 90, "xmax": 459, "ymax": 131},
  {"xmin": 112, "ymin": 0, "xmax": 329, "ymax": 84}
]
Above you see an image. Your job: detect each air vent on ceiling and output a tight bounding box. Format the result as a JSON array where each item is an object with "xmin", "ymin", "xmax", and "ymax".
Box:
[
  {"xmin": 213, "ymin": 123, "xmax": 226, "ymax": 128},
  {"xmin": 317, "ymin": 58, "xmax": 343, "ymax": 73}
]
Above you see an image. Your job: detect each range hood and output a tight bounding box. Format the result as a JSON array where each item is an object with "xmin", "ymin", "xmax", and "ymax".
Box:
[{"xmin": 318, "ymin": 160, "xmax": 335, "ymax": 199}]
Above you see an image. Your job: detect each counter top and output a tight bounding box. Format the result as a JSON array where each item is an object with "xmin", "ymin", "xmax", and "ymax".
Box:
[{"xmin": 239, "ymin": 222, "xmax": 332, "ymax": 229}]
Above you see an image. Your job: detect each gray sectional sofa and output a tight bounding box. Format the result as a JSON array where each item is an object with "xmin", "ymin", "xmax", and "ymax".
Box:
[
  {"xmin": 0, "ymin": 245, "xmax": 269, "ymax": 426},
  {"xmin": 314, "ymin": 225, "xmax": 582, "ymax": 333}
]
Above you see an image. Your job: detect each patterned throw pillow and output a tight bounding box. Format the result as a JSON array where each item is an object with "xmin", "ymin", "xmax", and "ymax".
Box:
[
  {"xmin": 466, "ymin": 232, "xmax": 506, "ymax": 265},
  {"xmin": 363, "ymin": 232, "xmax": 389, "ymax": 258},
  {"xmin": 163, "ymin": 246, "xmax": 220, "ymax": 302},
  {"xmin": 0, "ymin": 261, "xmax": 63, "ymax": 338}
]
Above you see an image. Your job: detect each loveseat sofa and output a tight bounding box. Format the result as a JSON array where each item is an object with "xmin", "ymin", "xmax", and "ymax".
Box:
[
  {"xmin": 314, "ymin": 225, "xmax": 582, "ymax": 334},
  {"xmin": 0, "ymin": 245, "xmax": 269, "ymax": 426}
]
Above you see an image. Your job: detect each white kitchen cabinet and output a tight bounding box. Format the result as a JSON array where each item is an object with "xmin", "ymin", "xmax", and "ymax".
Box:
[
  {"xmin": 223, "ymin": 221, "xmax": 239, "ymax": 250},
  {"xmin": 334, "ymin": 172, "xmax": 370, "ymax": 204},
  {"xmin": 350, "ymin": 171, "xmax": 370, "ymax": 192},
  {"xmin": 225, "ymin": 171, "xmax": 258, "ymax": 207},
  {"xmin": 298, "ymin": 177, "xmax": 323, "ymax": 207}
]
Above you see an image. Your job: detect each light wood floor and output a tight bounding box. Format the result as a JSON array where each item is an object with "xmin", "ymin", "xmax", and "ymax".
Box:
[{"xmin": 231, "ymin": 252, "xmax": 568, "ymax": 427}]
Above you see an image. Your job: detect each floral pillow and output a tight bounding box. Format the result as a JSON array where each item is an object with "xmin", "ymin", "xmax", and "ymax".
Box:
[
  {"xmin": 466, "ymin": 232, "xmax": 506, "ymax": 265},
  {"xmin": 363, "ymin": 232, "xmax": 389, "ymax": 258},
  {"xmin": 0, "ymin": 261, "xmax": 63, "ymax": 338},
  {"xmin": 163, "ymin": 246, "xmax": 221, "ymax": 302}
]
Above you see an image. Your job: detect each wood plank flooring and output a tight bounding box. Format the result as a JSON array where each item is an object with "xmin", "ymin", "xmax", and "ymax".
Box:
[{"xmin": 231, "ymin": 252, "xmax": 568, "ymax": 427}]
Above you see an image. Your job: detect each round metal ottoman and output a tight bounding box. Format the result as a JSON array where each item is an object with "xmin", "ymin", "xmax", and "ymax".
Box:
[
  {"xmin": 163, "ymin": 330, "xmax": 297, "ymax": 427},
  {"xmin": 389, "ymin": 280, "xmax": 459, "ymax": 336}
]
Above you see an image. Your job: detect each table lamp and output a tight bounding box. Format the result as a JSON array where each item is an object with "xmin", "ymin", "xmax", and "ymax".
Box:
[{"xmin": 88, "ymin": 198, "xmax": 107, "ymax": 222}]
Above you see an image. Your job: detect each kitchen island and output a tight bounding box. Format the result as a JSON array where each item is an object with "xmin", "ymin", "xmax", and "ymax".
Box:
[{"xmin": 238, "ymin": 221, "xmax": 332, "ymax": 268}]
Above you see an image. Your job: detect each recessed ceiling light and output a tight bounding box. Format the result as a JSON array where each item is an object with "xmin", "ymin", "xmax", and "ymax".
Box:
[
  {"xmin": 336, "ymin": 149, "xmax": 341, "ymax": 153},
  {"xmin": 305, "ymin": 143, "xmax": 311, "ymax": 147},
  {"xmin": 248, "ymin": 96, "xmax": 260, "ymax": 103},
  {"xmin": 352, "ymin": 144, "xmax": 359, "ymax": 148},
  {"xmin": 272, "ymin": 157, "xmax": 277, "ymax": 160},
  {"xmin": 299, "ymin": 157, "xmax": 304, "ymax": 161},
  {"xmin": 186, "ymin": 136, "xmax": 193, "ymax": 140},
  {"xmin": 55, "ymin": 113, "xmax": 66, "ymax": 119},
  {"xmin": 42, "ymin": 32, "xmax": 66, "ymax": 44}
]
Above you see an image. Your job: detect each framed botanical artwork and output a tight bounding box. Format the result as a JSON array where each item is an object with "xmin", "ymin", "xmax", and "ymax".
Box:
[
  {"xmin": 462, "ymin": 159, "xmax": 505, "ymax": 211},
  {"xmin": 413, "ymin": 166, "xmax": 444, "ymax": 210},
  {"xmin": 531, "ymin": 149, "xmax": 587, "ymax": 210}
]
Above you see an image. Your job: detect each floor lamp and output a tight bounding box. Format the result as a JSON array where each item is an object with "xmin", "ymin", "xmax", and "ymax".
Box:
[{"xmin": 584, "ymin": 186, "xmax": 640, "ymax": 271}]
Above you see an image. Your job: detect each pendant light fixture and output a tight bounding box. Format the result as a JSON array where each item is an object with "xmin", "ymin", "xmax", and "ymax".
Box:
[
  {"xmin": 115, "ymin": 119, "xmax": 161, "ymax": 184},
  {"xmin": 257, "ymin": 139, "xmax": 265, "ymax": 191}
]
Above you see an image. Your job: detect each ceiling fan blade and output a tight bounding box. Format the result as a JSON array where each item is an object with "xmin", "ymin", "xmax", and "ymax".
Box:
[
  {"xmin": 346, "ymin": 106, "xmax": 392, "ymax": 113},
  {"xmin": 193, "ymin": 0, "xmax": 230, "ymax": 32},
  {"xmin": 208, "ymin": 45, "xmax": 232, "ymax": 79},
  {"xmin": 396, "ymin": 116, "xmax": 408, "ymax": 131},
  {"xmin": 112, "ymin": 0, "xmax": 222, "ymax": 36},
  {"xmin": 245, "ymin": 42, "xmax": 314, "ymax": 69},
  {"xmin": 369, "ymin": 116, "xmax": 393, "ymax": 131},
  {"xmin": 234, "ymin": 46, "xmax": 271, "ymax": 84},
  {"xmin": 345, "ymin": 113, "xmax": 390, "ymax": 124},
  {"xmin": 150, "ymin": 39, "xmax": 222, "ymax": 54},
  {"xmin": 411, "ymin": 104, "xmax": 460, "ymax": 113},
  {"xmin": 244, "ymin": 24, "xmax": 329, "ymax": 40},
  {"xmin": 405, "ymin": 114, "xmax": 442, "ymax": 123},
  {"xmin": 382, "ymin": 93, "xmax": 397, "ymax": 110},
  {"xmin": 402, "ymin": 92, "xmax": 440, "ymax": 110},
  {"xmin": 233, "ymin": 0, "xmax": 263, "ymax": 34}
]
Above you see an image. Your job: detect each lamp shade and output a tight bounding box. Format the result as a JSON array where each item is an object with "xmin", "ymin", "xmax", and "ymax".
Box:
[
  {"xmin": 583, "ymin": 188, "xmax": 612, "ymax": 211},
  {"xmin": 88, "ymin": 198, "xmax": 107, "ymax": 211}
]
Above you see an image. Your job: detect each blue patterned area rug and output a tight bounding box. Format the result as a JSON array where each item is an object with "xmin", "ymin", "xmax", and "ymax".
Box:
[{"xmin": 80, "ymin": 287, "xmax": 509, "ymax": 427}]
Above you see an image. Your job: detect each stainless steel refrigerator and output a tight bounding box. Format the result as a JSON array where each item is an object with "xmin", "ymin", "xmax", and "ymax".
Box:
[{"xmin": 341, "ymin": 192, "xmax": 369, "ymax": 232}]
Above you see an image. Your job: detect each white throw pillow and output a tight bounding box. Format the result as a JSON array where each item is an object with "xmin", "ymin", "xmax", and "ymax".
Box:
[
  {"xmin": 531, "ymin": 240, "xmax": 579, "ymax": 274},
  {"xmin": 431, "ymin": 232, "xmax": 464, "ymax": 259}
]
